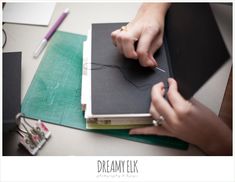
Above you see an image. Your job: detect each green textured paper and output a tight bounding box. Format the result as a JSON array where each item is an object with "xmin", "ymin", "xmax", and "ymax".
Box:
[{"xmin": 21, "ymin": 31, "xmax": 188, "ymax": 150}]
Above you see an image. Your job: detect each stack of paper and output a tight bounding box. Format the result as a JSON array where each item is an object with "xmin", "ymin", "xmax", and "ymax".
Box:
[{"xmin": 82, "ymin": 23, "xmax": 170, "ymax": 129}]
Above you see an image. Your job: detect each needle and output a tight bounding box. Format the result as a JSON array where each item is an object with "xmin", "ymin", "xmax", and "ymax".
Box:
[{"xmin": 154, "ymin": 66, "xmax": 166, "ymax": 73}]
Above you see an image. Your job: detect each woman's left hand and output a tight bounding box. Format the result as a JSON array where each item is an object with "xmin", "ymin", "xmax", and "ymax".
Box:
[{"xmin": 129, "ymin": 78, "xmax": 232, "ymax": 155}]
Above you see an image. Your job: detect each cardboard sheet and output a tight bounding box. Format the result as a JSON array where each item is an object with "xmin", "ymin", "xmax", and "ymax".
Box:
[{"xmin": 3, "ymin": 3, "xmax": 55, "ymax": 26}]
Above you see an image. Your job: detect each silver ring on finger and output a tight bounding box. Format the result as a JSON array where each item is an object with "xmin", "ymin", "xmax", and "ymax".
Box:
[{"xmin": 152, "ymin": 116, "xmax": 165, "ymax": 127}]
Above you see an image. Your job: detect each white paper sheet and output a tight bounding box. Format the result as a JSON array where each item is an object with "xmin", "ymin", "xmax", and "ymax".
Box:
[{"xmin": 3, "ymin": 3, "xmax": 56, "ymax": 26}]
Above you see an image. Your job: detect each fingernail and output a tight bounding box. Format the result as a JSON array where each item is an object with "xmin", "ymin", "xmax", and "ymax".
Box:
[
  {"xmin": 148, "ymin": 55, "xmax": 158, "ymax": 67},
  {"xmin": 151, "ymin": 59, "xmax": 157, "ymax": 67},
  {"xmin": 159, "ymin": 81, "xmax": 164, "ymax": 86},
  {"xmin": 129, "ymin": 130, "xmax": 135, "ymax": 135},
  {"xmin": 133, "ymin": 52, "xmax": 138, "ymax": 59},
  {"xmin": 133, "ymin": 37, "xmax": 138, "ymax": 41},
  {"xmin": 148, "ymin": 60, "xmax": 155, "ymax": 68},
  {"xmin": 168, "ymin": 78, "xmax": 173, "ymax": 83},
  {"xmin": 155, "ymin": 60, "xmax": 159, "ymax": 67}
]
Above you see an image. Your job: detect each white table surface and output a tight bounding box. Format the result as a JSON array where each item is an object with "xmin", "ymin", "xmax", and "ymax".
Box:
[{"xmin": 3, "ymin": 3, "xmax": 232, "ymax": 156}]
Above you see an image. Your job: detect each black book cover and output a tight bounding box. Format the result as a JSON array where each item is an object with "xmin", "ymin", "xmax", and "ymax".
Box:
[
  {"xmin": 3, "ymin": 52, "xmax": 23, "ymax": 156},
  {"xmin": 91, "ymin": 3, "xmax": 229, "ymax": 115},
  {"xmin": 3, "ymin": 52, "xmax": 22, "ymax": 132},
  {"xmin": 165, "ymin": 3, "xmax": 230, "ymax": 99}
]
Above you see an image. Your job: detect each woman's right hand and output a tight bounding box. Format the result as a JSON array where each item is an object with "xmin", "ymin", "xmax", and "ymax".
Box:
[{"xmin": 111, "ymin": 3, "xmax": 170, "ymax": 68}]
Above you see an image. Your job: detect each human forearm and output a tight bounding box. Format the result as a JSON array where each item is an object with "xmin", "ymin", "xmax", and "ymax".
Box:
[{"xmin": 198, "ymin": 119, "xmax": 232, "ymax": 155}]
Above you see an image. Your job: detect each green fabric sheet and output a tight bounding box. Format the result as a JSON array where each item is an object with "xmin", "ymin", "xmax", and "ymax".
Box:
[{"xmin": 21, "ymin": 31, "xmax": 188, "ymax": 150}]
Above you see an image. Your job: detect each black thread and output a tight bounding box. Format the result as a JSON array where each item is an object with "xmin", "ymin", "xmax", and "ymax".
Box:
[
  {"xmin": 84, "ymin": 63, "xmax": 168, "ymax": 90},
  {"xmin": 2, "ymin": 29, "xmax": 7, "ymax": 48}
]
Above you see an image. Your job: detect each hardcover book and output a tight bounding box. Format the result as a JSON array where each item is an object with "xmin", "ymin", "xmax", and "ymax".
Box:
[{"xmin": 84, "ymin": 3, "xmax": 229, "ymax": 128}]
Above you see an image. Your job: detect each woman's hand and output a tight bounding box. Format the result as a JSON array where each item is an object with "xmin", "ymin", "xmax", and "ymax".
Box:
[
  {"xmin": 129, "ymin": 78, "xmax": 232, "ymax": 155},
  {"xmin": 111, "ymin": 3, "xmax": 170, "ymax": 68}
]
